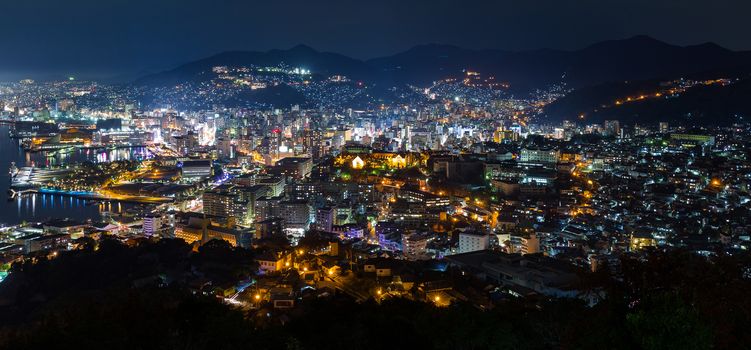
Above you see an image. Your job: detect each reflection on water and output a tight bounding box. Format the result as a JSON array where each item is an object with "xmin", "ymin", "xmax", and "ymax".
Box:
[
  {"xmin": 24, "ymin": 145, "xmax": 150, "ymax": 168},
  {"xmin": 0, "ymin": 124, "xmax": 148, "ymax": 226},
  {"xmin": 11, "ymin": 193, "xmax": 128, "ymax": 224}
]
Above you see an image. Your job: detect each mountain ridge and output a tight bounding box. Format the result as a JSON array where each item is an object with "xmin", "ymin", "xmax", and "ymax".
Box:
[{"xmin": 137, "ymin": 36, "xmax": 751, "ymax": 92}]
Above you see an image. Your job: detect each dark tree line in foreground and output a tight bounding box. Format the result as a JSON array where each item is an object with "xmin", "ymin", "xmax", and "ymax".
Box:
[{"xmin": 0, "ymin": 237, "xmax": 749, "ymax": 350}]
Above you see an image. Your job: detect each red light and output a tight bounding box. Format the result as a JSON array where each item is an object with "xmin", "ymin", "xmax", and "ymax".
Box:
[{"xmin": 272, "ymin": 128, "xmax": 281, "ymax": 133}]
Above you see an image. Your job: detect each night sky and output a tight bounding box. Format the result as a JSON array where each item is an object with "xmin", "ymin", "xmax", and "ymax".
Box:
[{"xmin": 1, "ymin": 0, "xmax": 748, "ymax": 80}]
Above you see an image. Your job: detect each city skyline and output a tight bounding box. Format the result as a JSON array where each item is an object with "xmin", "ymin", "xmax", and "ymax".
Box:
[{"xmin": 1, "ymin": 1, "xmax": 751, "ymax": 348}]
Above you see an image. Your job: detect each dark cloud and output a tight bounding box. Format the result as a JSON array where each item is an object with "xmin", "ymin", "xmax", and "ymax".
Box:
[{"xmin": 0, "ymin": 0, "xmax": 748, "ymax": 80}]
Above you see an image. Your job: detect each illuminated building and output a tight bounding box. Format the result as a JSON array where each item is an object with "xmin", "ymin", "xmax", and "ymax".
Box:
[
  {"xmin": 332, "ymin": 223, "xmax": 365, "ymax": 239},
  {"xmin": 255, "ymin": 251, "xmax": 288, "ymax": 274},
  {"xmin": 510, "ymin": 233, "xmax": 540, "ymax": 255},
  {"xmin": 43, "ymin": 219, "xmax": 86, "ymax": 240},
  {"xmin": 13, "ymin": 233, "xmax": 70, "ymax": 254},
  {"xmin": 520, "ymin": 169, "xmax": 557, "ymax": 187},
  {"xmin": 270, "ymin": 157, "xmax": 312, "ymax": 179},
  {"xmin": 458, "ymin": 232, "xmax": 489, "ymax": 254},
  {"xmin": 203, "ymin": 184, "xmax": 270, "ymax": 226},
  {"xmin": 278, "ymin": 200, "xmax": 312, "ymax": 232},
  {"xmin": 314, "ymin": 206, "xmax": 336, "ymax": 232},
  {"xmin": 174, "ymin": 216, "xmax": 251, "ymax": 248},
  {"xmin": 142, "ymin": 214, "xmax": 162, "ymax": 236},
  {"xmin": 519, "ymin": 148, "xmax": 560, "ymax": 165},
  {"xmin": 203, "ymin": 187, "xmax": 245, "ymax": 221},
  {"xmin": 181, "ymin": 160, "xmax": 212, "ymax": 178},
  {"xmin": 630, "ymin": 232, "xmax": 657, "ymax": 251},
  {"xmin": 670, "ymin": 133, "xmax": 715, "ymax": 146},
  {"xmin": 351, "ymin": 156, "xmax": 365, "ymax": 169},
  {"xmin": 659, "ymin": 122, "xmax": 669, "ymax": 133},
  {"xmin": 399, "ymin": 187, "xmax": 450, "ymax": 208},
  {"xmin": 235, "ymin": 174, "xmax": 285, "ymax": 197},
  {"xmin": 402, "ymin": 232, "xmax": 431, "ymax": 260},
  {"xmin": 389, "ymin": 154, "xmax": 407, "ymax": 168},
  {"xmin": 198, "ymin": 122, "xmax": 216, "ymax": 146}
]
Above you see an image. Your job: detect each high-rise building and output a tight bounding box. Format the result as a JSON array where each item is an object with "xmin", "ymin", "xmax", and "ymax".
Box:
[
  {"xmin": 458, "ymin": 232, "xmax": 490, "ymax": 254},
  {"xmin": 603, "ymin": 120, "xmax": 620, "ymax": 137},
  {"xmin": 510, "ymin": 233, "xmax": 540, "ymax": 255},
  {"xmin": 314, "ymin": 206, "xmax": 336, "ymax": 232},
  {"xmin": 278, "ymin": 201, "xmax": 312, "ymax": 231},
  {"xmin": 402, "ymin": 232, "xmax": 431, "ymax": 260},
  {"xmin": 203, "ymin": 184, "xmax": 271, "ymax": 226},
  {"xmin": 142, "ymin": 214, "xmax": 162, "ymax": 236},
  {"xmin": 203, "ymin": 186, "xmax": 240, "ymax": 218}
]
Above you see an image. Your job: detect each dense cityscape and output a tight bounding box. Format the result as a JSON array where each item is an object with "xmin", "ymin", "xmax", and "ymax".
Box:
[{"xmin": 1, "ymin": 1, "xmax": 751, "ymax": 349}]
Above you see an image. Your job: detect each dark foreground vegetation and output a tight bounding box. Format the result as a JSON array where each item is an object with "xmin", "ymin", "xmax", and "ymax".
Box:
[{"xmin": 0, "ymin": 238, "xmax": 749, "ymax": 350}]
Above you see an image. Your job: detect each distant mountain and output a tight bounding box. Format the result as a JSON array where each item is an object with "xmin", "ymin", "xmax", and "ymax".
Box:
[
  {"xmin": 366, "ymin": 44, "xmax": 566, "ymax": 89},
  {"xmin": 137, "ymin": 45, "xmax": 373, "ymax": 86},
  {"xmin": 367, "ymin": 36, "xmax": 751, "ymax": 89},
  {"xmin": 556, "ymin": 36, "xmax": 751, "ymax": 88},
  {"xmin": 138, "ymin": 37, "xmax": 751, "ymax": 92}
]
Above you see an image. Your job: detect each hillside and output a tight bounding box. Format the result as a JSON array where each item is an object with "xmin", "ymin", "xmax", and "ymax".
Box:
[{"xmin": 541, "ymin": 77, "xmax": 751, "ymax": 125}]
